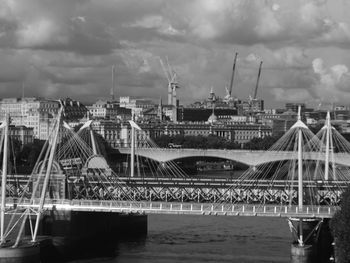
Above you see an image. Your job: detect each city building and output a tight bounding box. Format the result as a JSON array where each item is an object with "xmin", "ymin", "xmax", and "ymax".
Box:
[
  {"xmin": 10, "ymin": 125, "xmax": 34, "ymax": 146},
  {"xmin": 177, "ymin": 108, "xmax": 237, "ymax": 122},
  {"xmin": 0, "ymin": 97, "xmax": 86, "ymax": 140},
  {"xmin": 285, "ymin": 103, "xmax": 306, "ymax": 113},
  {"xmin": 118, "ymin": 96, "xmax": 156, "ymax": 120},
  {"xmin": 90, "ymin": 120, "xmax": 125, "ymax": 148},
  {"xmin": 59, "ymin": 98, "xmax": 88, "ymax": 121},
  {"xmin": 240, "ymin": 99, "xmax": 264, "ymax": 114},
  {"xmin": 119, "ymin": 96, "xmax": 155, "ymax": 110},
  {"xmin": 143, "ymin": 122, "xmax": 272, "ymax": 145},
  {"xmin": 257, "ymin": 109, "xmax": 298, "ymax": 135},
  {"xmin": 0, "ymin": 97, "xmax": 56, "ymax": 140},
  {"xmin": 0, "ymin": 125, "xmax": 34, "ymax": 147},
  {"xmin": 90, "ymin": 120, "xmax": 150, "ymax": 148},
  {"xmin": 87, "ymin": 100, "xmax": 119, "ymax": 119},
  {"xmin": 188, "ymin": 88, "xmax": 238, "ymax": 111},
  {"xmin": 88, "ymin": 119, "xmax": 272, "ymax": 150}
]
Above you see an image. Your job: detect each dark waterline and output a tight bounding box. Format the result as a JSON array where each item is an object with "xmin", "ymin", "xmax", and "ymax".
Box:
[{"xmin": 68, "ymin": 214, "xmax": 291, "ymax": 263}]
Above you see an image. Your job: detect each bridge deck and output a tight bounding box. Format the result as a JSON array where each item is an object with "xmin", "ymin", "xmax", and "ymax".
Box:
[
  {"xmin": 6, "ymin": 199, "xmax": 337, "ymax": 218},
  {"xmin": 6, "ymin": 175, "xmax": 349, "ymax": 189},
  {"xmin": 119, "ymin": 177, "xmax": 349, "ymax": 189},
  {"xmin": 118, "ymin": 148, "xmax": 350, "ymax": 167}
]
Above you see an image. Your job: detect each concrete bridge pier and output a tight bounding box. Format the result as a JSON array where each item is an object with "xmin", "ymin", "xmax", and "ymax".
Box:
[
  {"xmin": 25, "ymin": 210, "xmax": 148, "ymax": 261},
  {"xmin": 289, "ymin": 218, "xmax": 333, "ymax": 263}
]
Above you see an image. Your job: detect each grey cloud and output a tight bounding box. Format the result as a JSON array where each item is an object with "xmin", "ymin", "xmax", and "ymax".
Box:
[
  {"xmin": 1, "ymin": 0, "xmax": 350, "ymax": 107},
  {"xmin": 0, "ymin": 18, "xmax": 18, "ymax": 48}
]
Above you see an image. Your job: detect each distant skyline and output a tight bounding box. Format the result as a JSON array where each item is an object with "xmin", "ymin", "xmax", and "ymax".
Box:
[{"xmin": 1, "ymin": 0, "xmax": 350, "ymax": 108}]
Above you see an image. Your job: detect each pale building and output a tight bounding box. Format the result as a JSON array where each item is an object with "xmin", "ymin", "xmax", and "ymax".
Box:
[
  {"xmin": 90, "ymin": 120, "xmax": 126, "ymax": 148},
  {"xmin": 0, "ymin": 97, "xmax": 86, "ymax": 140},
  {"xmin": 0, "ymin": 125, "xmax": 34, "ymax": 147},
  {"xmin": 119, "ymin": 96, "xmax": 155, "ymax": 119},
  {"xmin": 0, "ymin": 98, "xmax": 58, "ymax": 140},
  {"xmin": 87, "ymin": 100, "xmax": 131, "ymax": 121},
  {"xmin": 87, "ymin": 100, "xmax": 117, "ymax": 119}
]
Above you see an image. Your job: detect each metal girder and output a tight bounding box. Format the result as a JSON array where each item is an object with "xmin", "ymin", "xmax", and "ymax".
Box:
[{"xmin": 3, "ymin": 176, "xmax": 346, "ymax": 206}]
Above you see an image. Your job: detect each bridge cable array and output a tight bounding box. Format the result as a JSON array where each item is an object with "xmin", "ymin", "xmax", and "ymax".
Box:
[{"xmin": 208, "ymin": 112, "xmax": 350, "ymax": 214}]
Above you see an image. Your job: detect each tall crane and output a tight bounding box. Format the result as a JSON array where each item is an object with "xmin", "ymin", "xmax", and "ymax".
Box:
[
  {"xmin": 159, "ymin": 57, "xmax": 180, "ymax": 122},
  {"xmin": 111, "ymin": 65, "xmax": 116, "ymax": 101},
  {"xmin": 229, "ymin": 52, "xmax": 238, "ymax": 97},
  {"xmin": 159, "ymin": 57, "xmax": 180, "ymax": 106},
  {"xmin": 248, "ymin": 60, "xmax": 263, "ymax": 116},
  {"xmin": 253, "ymin": 61, "xmax": 263, "ymax": 100}
]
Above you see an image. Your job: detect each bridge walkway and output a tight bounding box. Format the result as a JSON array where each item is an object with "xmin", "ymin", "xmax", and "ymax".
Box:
[{"xmin": 6, "ymin": 198, "xmax": 337, "ymax": 219}]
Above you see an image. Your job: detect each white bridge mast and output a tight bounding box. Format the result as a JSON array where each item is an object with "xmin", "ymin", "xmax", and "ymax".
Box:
[
  {"xmin": 129, "ymin": 117, "xmax": 141, "ymax": 178},
  {"xmin": 0, "ymin": 114, "xmax": 9, "ymax": 244},
  {"xmin": 32, "ymin": 109, "xmax": 63, "ymax": 242}
]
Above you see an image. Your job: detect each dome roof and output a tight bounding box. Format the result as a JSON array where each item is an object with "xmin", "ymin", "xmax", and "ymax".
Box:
[{"xmin": 207, "ymin": 112, "xmax": 218, "ymax": 123}]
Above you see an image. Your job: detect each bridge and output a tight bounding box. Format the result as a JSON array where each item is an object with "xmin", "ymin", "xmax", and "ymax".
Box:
[
  {"xmin": 5, "ymin": 198, "xmax": 337, "ymax": 218},
  {"xmin": 118, "ymin": 147, "xmax": 350, "ymax": 167},
  {"xmin": 6, "ymin": 176, "xmax": 345, "ymax": 208},
  {"xmin": 0, "ymin": 109, "xmax": 349, "ymax": 261}
]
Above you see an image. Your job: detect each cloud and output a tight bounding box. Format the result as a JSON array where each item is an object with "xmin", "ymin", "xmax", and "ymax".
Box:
[
  {"xmin": 245, "ymin": 53, "xmax": 258, "ymax": 63},
  {"xmin": 272, "ymin": 88, "xmax": 313, "ymax": 102},
  {"xmin": 16, "ymin": 18, "xmax": 65, "ymax": 48},
  {"xmin": 1, "ymin": 0, "xmax": 350, "ymax": 107},
  {"xmin": 311, "ymin": 58, "xmax": 350, "ymax": 102},
  {"xmin": 157, "ymin": 0, "xmax": 350, "ymax": 48},
  {"xmin": 272, "ymin": 4, "xmax": 280, "ymax": 11},
  {"xmin": 0, "ymin": 0, "xmax": 119, "ymax": 55},
  {"xmin": 312, "ymin": 58, "xmax": 325, "ymax": 74},
  {"xmin": 125, "ymin": 15, "xmax": 184, "ymax": 37},
  {"xmin": 255, "ymin": 5, "xmax": 283, "ymax": 37}
]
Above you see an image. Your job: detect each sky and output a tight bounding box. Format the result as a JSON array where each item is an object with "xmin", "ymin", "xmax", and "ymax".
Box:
[{"xmin": 1, "ymin": 0, "xmax": 350, "ymax": 108}]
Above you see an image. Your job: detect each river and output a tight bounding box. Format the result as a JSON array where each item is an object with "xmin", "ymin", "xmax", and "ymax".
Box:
[{"xmin": 68, "ymin": 214, "xmax": 291, "ymax": 263}]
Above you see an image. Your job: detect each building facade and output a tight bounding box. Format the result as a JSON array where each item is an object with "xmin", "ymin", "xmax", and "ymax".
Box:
[
  {"xmin": 0, "ymin": 125, "xmax": 34, "ymax": 146},
  {"xmin": 87, "ymin": 100, "xmax": 132, "ymax": 121},
  {"xmin": 90, "ymin": 121, "xmax": 272, "ymax": 149},
  {"xmin": 0, "ymin": 97, "xmax": 86, "ymax": 140}
]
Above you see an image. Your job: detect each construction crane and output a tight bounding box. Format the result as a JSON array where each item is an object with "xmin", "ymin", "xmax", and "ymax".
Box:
[
  {"xmin": 253, "ymin": 61, "xmax": 263, "ymax": 100},
  {"xmin": 224, "ymin": 52, "xmax": 238, "ymax": 103},
  {"xmin": 111, "ymin": 65, "xmax": 116, "ymax": 101},
  {"xmin": 159, "ymin": 57, "xmax": 180, "ymax": 106},
  {"xmin": 229, "ymin": 52, "xmax": 238, "ymax": 97},
  {"xmin": 247, "ymin": 60, "xmax": 263, "ymax": 116},
  {"xmin": 159, "ymin": 57, "xmax": 181, "ymax": 122}
]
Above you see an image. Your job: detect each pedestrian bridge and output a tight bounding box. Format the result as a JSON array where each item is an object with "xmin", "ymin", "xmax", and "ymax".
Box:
[
  {"xmin": 118, "ymin": 148, "xmax": 350, "ymax": 167},
  {"xmin": 5, "ymin": 198, "xmax": 337, "ymax": 219}
]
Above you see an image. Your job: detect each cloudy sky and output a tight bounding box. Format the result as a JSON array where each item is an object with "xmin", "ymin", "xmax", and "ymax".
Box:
[{"xmin": 1, "ymin": 0, "xmax": 350, "ymax": 108}]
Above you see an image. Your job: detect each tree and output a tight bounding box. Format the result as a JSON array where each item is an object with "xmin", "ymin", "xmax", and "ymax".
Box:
[
  {"xmin": 172, "ymin": 134, "xmax": 185, "ymax": 146},
  {"xmin": 243, "ymin": 135, "xmax": 281, "ymax": 150},
  {"xmin": 330, "ymin": 186, "xmax": 350, "ymax": 263},
  {"xmin": 152, "ymin": 135, "xmax": 171, "ymax": 148}
]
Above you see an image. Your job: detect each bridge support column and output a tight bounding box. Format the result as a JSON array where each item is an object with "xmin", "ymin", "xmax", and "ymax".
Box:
[
  {"xmin": 288, "ymin": 218, "xmax": 333, "ymax": 263},
  {"xmin": 291, "ymin": 243, "xmax": 313, "ymax": 263},
  {"xmin": 24, "ymin": 210, "xmax": 148, "ymax": 261}
]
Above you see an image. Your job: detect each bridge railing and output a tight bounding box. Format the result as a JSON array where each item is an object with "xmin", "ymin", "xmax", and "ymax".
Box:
[
  {"xmin": 67, "ymin": 200, "xmax": 339, "ymax": 218},
  {"xmin": 5, "ymin": 198, "xmax": 338, "ymax": 218}
]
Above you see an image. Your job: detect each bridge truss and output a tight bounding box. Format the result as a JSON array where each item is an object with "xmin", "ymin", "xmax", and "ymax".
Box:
[
  {"xmin": 1, "ymin": 109, "xmax": 350, "ymax": 249},
  {"xmin": 64, "ymin": 177, "xmax": 343, "ymax": 206}
]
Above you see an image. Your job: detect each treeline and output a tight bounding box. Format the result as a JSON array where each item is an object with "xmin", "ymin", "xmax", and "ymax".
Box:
[
  {"xmin": 331, "ymin": 186, "xmax": 350, "ymax": 262},
  {"xmin": 0, "ymin": 139, "xmax": 46, "ymax": 174},
  {"xmin": 151, "ymin": 134, "xmax": 282, "ymax": 150}
]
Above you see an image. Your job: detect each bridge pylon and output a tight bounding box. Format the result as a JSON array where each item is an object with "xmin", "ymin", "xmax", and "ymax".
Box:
[
  {"xmin": 0, "ymin": 114, "xmax": 9, "ymax": 246},
  {"xmin": 129, "ymin": 119, "xmax": 142, "ymax": 178},
  {"xmin": 0, "ymin": 113, "xmax": 42, "ymax": 262},
  {"xmin": 288, "ymin": 106, "xmax": 332, "ymax": 262}
]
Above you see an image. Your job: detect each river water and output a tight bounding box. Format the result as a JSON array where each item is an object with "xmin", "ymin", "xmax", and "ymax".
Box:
[
  {"xmin": 66, "ymin": 169, "xmax": 292, "ymax": 262},
  {"xmin": 69, "ymin": 214, "xmax": 291, "ymax": 263}
]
